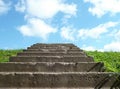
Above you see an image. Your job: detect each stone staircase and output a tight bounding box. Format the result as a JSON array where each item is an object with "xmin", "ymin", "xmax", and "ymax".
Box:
[{"xmin": 0, "ymin": 43, "xmax": 120, "ymax": 89}]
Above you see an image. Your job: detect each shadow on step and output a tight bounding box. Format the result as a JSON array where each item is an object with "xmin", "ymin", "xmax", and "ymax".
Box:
[
  {"xmin": 95, "ymin": 74, "xmax": 120, "ymax": 89},
  {"xmin": 87, "ymin": 62, "xmax": 104, "ymax": 72}
]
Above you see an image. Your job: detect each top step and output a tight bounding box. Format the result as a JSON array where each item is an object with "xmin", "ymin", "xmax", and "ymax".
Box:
[
  {"xmin": 31, "ymin": 43, "xmax": 77, "ymax": 48},
  {"xmin": 27, "ymin": 46, "xmax": 80, "ymax": 50},
  {"xmin": 32, "ymin": 43, "xmax": 76, "ymax": 47},
  {"xmin": 29, "ymin": 43, "xmax": 80, "ymax": 50}
]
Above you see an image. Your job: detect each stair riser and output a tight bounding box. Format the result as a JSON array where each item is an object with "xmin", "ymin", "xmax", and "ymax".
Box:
[
  {"xmin": 0, "ymin": 62, "xmax": 104, "ymax": 72},
  {"xmin": 10, "ymin": 57, "xmax": 93, "ymax": 62},
  {"xmin": 27, "ymin": 47, "xmax": 80, "ymax": 50},
  {"xmin": 31, "ymin": 45, "xmax": 77, "ymax": 48},
  {"xmin": 30, "ymin": 46, "xmax": 77, "ymax": 48},
  {"xmin": 0, "ymin": 73, "xmax": 119, "ymax": 88},
  {"xmin": 23, "ymin": 50, "xmax": 83, "ymax": 53},
  {"xmin": 32, "ymin": 43, "xmax": 75, "ymax": 46},
  {"xmin": 0, "ymin": 87, "xmax": 110, "ymax": 89},
  {"xmin": 17, "ymin": 53, "xmax": 86, "ymax": 56}
]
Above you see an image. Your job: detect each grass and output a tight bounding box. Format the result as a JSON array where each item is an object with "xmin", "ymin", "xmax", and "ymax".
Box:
[
  {"xmin": 0, "ymin": 49, "xmax": 23, "ymax": 62},
  {"xmin": 86, "ymin": 51, "xmax": 120, "ymax": 72},
  {"xmin": 0, "ymin": 49, "xmax": 120, "ymax": 72}
]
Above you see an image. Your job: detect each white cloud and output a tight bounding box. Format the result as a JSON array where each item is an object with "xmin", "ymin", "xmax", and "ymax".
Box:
[
  {"xmin": 26, "ymin": 0, "xmax": 60, "ymax": 19},
  {"xmin": 18, "ymin": 18, "xmax": 57, "ymax": 39},
  {"xmin": 83, "ymin": 41, "xmax": 120, "ymax": 52},
  {"xmin": 101, "ymin": 29, "xmax": 120, "ymax": 51},
  {"xmin": 82, "ymin": 45, "xmax": 105, "ymax": 51},
  {"xmin": 0, "ymin": 0, "xmax": 10, "ymax": 15},
  {"xmin": 60, "ymin": 26, "xmax": 76, "ymax": 41},
  {"xmin": 108, "ymin": 29, "xmax": 120, "ymax": 41},
  {"xmin": 78, "ymin": 21, "xmax": 118, "ymax": 39},
  {"xmin": 15, "ymin": 0, "xmax": 26, "ymax": 12},
  {"xmin": 82, "ymin": 42, "xmax": 120, "ymax": 52},
  {"xmin": 103, "ymin": 42, "xmax": 120, "ymax": 52},
  {"xmin": 15, "ymin": 0, "xmax": 77, "ymax": 39},
  {"xmin": 15, "ymin": 0, "xmax": 77, "ymax": 19},
  {"xmin": 60, "ymin": 21, "xmax": 118, "ymax": 41},
  {"xmin": 84, "ymin": 0, "xmax": 120, "ymax": 17},
  {"xmin": 84, "ymin": 28, "xmax": 120, "ymax": 52},
  {"xmin": 60, "ymin": 3, "xmax": 77, "ymax": 16},
  {"xmin": 114, "ymin": 30, "xmax": 120, "ymax": 41},
  {"xmin": 82, "ymin": 45, "xmax": 96, "ymax": 51}
]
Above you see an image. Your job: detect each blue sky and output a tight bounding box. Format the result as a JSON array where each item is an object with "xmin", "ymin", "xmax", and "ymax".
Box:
[{"xmin": 0, "ymin": 0, "xmax": 120, "ymax": 51}]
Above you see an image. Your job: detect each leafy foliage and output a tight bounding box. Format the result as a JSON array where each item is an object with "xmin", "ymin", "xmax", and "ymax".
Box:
[
  {"xmin": 86, "ymin": 51, "xmax": 120, "ymax": 72},
  {"xmin": 0, "ymin": 49, "xmax": 23, "ymax": 62}
]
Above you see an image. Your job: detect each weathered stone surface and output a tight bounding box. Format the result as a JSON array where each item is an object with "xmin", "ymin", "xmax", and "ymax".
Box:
[
  {"xmin": 23, "ymin": 49, "xmax": 83, "ymax": 53},
  {"xmin": 32, "ymin": 43, "xmax": 76, "ymax": 47},
  {"xmin": 0, "ymin": 62, "xmax": 104, "ymax": 72},
  {"xmin": 0, "ymin": 87, "xmax": 110, "ymax": 89},
  {"xmin": 27, "ymin": 47, "xmax": 80, "ymax": 50},
  {"xmin": 10, "ymin": 56, "xmax": 93, "ymax": 62},
  {"xmin": 0, "ymin": 43, "xmax": 120, "ymax": 88},
  {"xmin": 17, "ymin": 52, "xmax": 86, "ymax": 57},
  {"xmin": 0, "ymin": 72, "xmax": 119, "ymax": 88}
]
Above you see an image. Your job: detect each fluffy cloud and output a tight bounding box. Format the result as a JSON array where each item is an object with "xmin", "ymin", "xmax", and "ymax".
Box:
[
  {"xmin": 114, "ymin": 30, "xmax": 120, "ymax": 41},
  {"xmin": 103, "ymin": 30, "xmax": 120, "ymax": 51},
  {"xmin": 82, "ymin": 42, "xmax": 120, "ymax": 51},
  {"xmin": 15, "ymin": 0, "xmax": 25, "ymax": 12},
  {"xmin": 0, "ymin": 0, "xmax": 10, "ymax": 15},
  {"xmin": 60, "ymin": 3, "xmax": 77, "ymax": 17},
  {"xmin": 15, "ymin": 0, "xmax": 77, "ymax": 39},
  {"xmin": 107, "ymin": 29, "xmax": 120, "ymax": 41},
  {"xmin": 82, "ymin": 45, "xmax": 96, "ymax": 51},
  {"xmin": 103, "ymin": 42, "xmax": 120, "ymax": 52},
  {"xmin": 82, "ymin": 26, "xmax": 120, "ymax": 52},
  {"xmin": 60, "ymin": 26, "xmax": 76, "ymax": 41},
  {"xmin": 78, "ymin": 22, "xmax": 118, "ymax": 39},
  {"xmin": 18, "ymin": 18, "xmax": 57, "ymax": 39},
  {"xmin": 60, "ymin": 21, "xmax": 118, "ymax": 41},
  {"xmin": 15, "ymin": 0, "xmax": 77, "ymax": 19},
  {"xmin": 84, "ymin": 0, "xmax": 120, "ymax": 17}
]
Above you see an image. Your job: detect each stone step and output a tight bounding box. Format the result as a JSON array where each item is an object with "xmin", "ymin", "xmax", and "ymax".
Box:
[
  {"xmin": 23, "ymin": 49, "xmax": 83, "ymax": 53},
  {"xmin": 29, "ymin": 45, "xmax": 77, "ymax": 47},
  {"xmin": 22, "ymin": 51, "xmax": 85, "ymax": 53},
  {"xmin": 17, "ymin": 52, "xmax": 86, "ymax": 56},
  {"xmin": 32, "ymin": 43, "xmax": 76, "ymax": 47},
  {"xmin": 0, "ymin": 62, "xmax": 104, "ymax": 72},
  {"xmin": 0, "ymin": 87, "xmax": 110, "ymax": 89},
  {"xmin": 10, "ymin": 56, "xmax": 93, "ymax": 62},
  {"xmin": 29, "ymin": 46, "xmax": 78, "ymax": 49},
  {"xmin": 29, "ymin": 46, "xmax": 71, "ymax": 48},
  {"xmin": 0, "ymin": 87, "xmax": 109, "ymax": 89},
  {"xmin": 27, "ymin": 47, "xmax": 80, "ymax": 50},
  {"xmin": 0, "ymin": 87, "xmax": 112, "ymax": 89},
  {"xmin": 0, "ymin": 72, "xmax": 119, "ymax": 88}
]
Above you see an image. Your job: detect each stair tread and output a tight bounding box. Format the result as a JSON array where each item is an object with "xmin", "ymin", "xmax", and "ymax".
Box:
[
  {"xmin": 0, "ymin": 72, "xmax": 118, "ymax": 87},
  {"xmin": 0, "ymin": 62, "xmax": 104, "ymax": 72},
  {"xmin": 0, "ymin": 62, "xmax": 101, "ymax": 64},
  {"xmin": 0, "ymin": 72, "xmax": 117, "ymax": 74}
]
